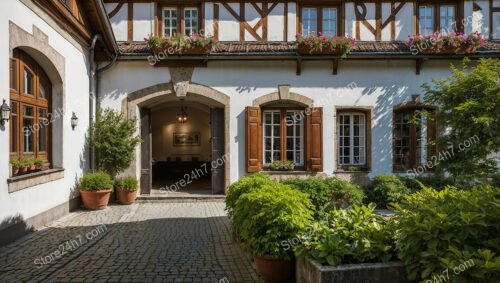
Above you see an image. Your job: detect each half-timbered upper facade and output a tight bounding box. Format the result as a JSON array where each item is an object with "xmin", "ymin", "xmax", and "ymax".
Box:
[{"xmin": 103, "ymin": 0, "xmax": 500, "ymax": 42}]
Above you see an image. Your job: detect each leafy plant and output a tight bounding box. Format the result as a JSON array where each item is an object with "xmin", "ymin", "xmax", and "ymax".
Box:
[
  {"xmin": 347, "ymin": 166, "xmax": 362, "ymax": 172},
  {"xmin": 80, "ymin": 172, "xmax": 114, "ymax": 191},
  {"xmin": 225, "ymin": 173, "xmax": 274, "ymax": 219},
  {"xmin": 233, "ymin": 183, "xmax": 314, "ymax": 260},
  {"xmin": 295, "ymin": 204, "xmax": 395, "ymax": 266},
  {"xmin": 393, "ymin": 185, "xmax": 500, "ymax": 282},
  {"xmin": 115, "ymin": 176, "xmax": 139, "ymax": 191},
  {"xmin": 33, "ymin": 158, "xmax": 43, "ymax": 166},
  {"xmin": 283, "ymin": 177, "xmax": 364, "ymax": 215},
  {"xmin": 408, "ymin": 32, "xmax": 484, "ymax": 54},
  {"xmin": 296, "ymin": 33, "xmax": 356, "ymax": 57},
  {"xmin": 422, "ymin": 58, "xmax": 500, "ymax": 178},
  {"xmin": 87, "ymin": 108, "xmax": 141, "ymax": 178},
  {"xmin": 365, "ymin": 174, "xmax": 410, "ymax": 208},
  {"xmin": 144, "ymin": 34, "xmax": 220, "ymax": 54},
  {"xmin": 269, "ymin": 160, "xmax": 295, "ymax": 171},
  {"xmin": 10, "ymin": 159, "xmax": 22, "ymax": 168}
]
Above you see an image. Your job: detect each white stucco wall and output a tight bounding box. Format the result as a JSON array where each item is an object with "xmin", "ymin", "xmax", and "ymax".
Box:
[
  {"xmin": 1, "ymin": 1, "xmax": 90, "ymax": 225},
  {"xmin": 99, "ymin": 59, "xmax": 458, "ymax": 184},
  {"xmin": 105, "ymin": 2, "xmax": 128, "ymax": 41}
]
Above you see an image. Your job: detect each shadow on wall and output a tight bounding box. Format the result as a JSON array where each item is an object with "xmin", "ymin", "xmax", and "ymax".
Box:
[{"xmin": 0, "ymin": 213, "xmax": 251, "ymax": 282}]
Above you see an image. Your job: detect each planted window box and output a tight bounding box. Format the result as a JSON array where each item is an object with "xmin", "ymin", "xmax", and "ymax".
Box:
[
  {"xmin": 296, "ymin": 33, "xmax": 356, "ymax": 57},
  {"xmin": 269, "ymin": 160, "xmax": 295, "ymax": 171},
  {"xmin": 145, "ymin": 34, "xmax": 219, "ymax": 56},
  {"xmin": 408, "ymin": 32, "xmax": 484, "ymax": 55}
]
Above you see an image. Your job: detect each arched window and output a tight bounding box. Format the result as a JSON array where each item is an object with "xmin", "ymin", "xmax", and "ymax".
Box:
[{"xmin": 10, "ymin": 49, "xmax": 52, "ymax": 167}]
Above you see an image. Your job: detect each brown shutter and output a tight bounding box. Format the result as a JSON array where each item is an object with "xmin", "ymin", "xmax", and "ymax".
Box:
[
  {"xmin": 306, "ymin": 107, "xmax": 323, "ymax": 171},
  {"xmin": 246, "ymin": 106, "xmax": 262, "ymax": 172}
]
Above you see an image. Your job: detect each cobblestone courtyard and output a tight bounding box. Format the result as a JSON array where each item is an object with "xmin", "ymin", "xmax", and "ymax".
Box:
[{"xmin": 0, "ymin": 201, "xmax": 263, "ymax": 283}]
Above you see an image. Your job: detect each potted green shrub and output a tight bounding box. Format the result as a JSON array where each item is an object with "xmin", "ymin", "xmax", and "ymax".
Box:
[
  {"xmin": 233, "ymin": 183, "xmax": 314, "ymax": 282},
  {"xmin": 115, "ymin": 176, "xmax": 139, "ymax": 205},
  {"xmin": 26, "ymin": 159, "xmax": 35, "ymax": 172},
  {"xmin": 144, "ymin": 34, "xmax": 219, "ymax": 55},
  {"xmin": 10, "ymin": 159, "xmax": 22, "ymax": 175},
  {"xmin": 79, "ymin": 172, "xmax": 114, "ymax": 210},
  {"xmin": 33, "ymin": 158, "xmax": 43, "ymax": 170}
]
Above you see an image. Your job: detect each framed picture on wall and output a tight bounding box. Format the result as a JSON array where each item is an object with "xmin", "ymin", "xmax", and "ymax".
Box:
[{"xmin": 173, "ymin": 132, "xmax": 201, "ymax": 146}]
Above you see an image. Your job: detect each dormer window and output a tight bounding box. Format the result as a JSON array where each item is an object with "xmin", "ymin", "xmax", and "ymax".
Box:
[
  {"xmin": 300, "ymin": 5, "xmax": 339, "ymax": 36},
  {"xmin": 161, "ymin": 6, "xmax": 200, "ymax": 37}
]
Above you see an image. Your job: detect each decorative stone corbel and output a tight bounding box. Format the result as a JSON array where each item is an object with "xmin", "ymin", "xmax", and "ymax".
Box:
[{"xmin": 168, "ymin": 67, "xmax": 194, "ymax": 97}]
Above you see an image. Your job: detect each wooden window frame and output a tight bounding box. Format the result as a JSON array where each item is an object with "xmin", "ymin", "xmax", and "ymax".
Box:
[
  {"xmin": 157, "ymin": 4, "xmax": 202, "ymax": 37},
  {"xmin": 335, "ymin": 108, "xmax": 372, "ymax": 172},
  {"xmin": 392, "ymin": 107, "xmax": 436, "ymax": 172},
  {"xmin": 10, "ymin": 49, "xmax": 52, "ymax": 167},
  {"xmin": 298, "ymin": 2, "xmax": 343, "ymax": 36},
  {"xmin": 416, "ymin": 2, "xmax": 461, "ymax": 35},
  {"xmin": 262, "ymin": 108, "xmax": 306, "ymax": 170}
]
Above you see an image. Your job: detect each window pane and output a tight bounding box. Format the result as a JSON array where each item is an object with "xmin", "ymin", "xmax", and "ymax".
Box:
[
  {"xmin": 10, "ymin": 59, "xmax": 17, "ymax": 91},
  {"xmin": 23, "ymin": 116, "xmax": 34, "ymax": 153},
  {"xmin": 394, "ymin": 111, "xmax": 411, "ymax": 168},
  {"xmin": 338, "ymin": 113, "xmax": 366, "ymax": 166},
  {"xmin": 184, "ymin": 8, "xmax": 199, "ymax": 36},
  {"xmin": 39, "ymin": 82, "xmax": 46, "ymax": 99},
  {"xmin": 322, "ymin": 8, "xmax": 337, "ymax": 36},
  {"xmin": 285, "ymin": 111, "xmax": 304, "ymax": 166},
  {"xmin": 440, "ymin": 5, "xmax": 456, "ymax": 33},
  {"xmin": 163, "ymin": 8, "xmax": 178, "ymax": 37},
  {"xmin": 24, "ymin": 69, "xmax": 34, "ymax": 95},
  {"xmin": 263, "ymin": 111, "xmax": 281, "ymax": 165},
  {"xmin": 419, "ymin": 6, "xmax": 434, "ymax": 35},
  {"xmin": 302, "ymin": 8, "xmax": 317, "ymax": 36}
]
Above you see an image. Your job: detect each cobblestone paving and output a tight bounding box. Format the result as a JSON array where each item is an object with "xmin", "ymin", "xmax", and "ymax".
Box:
[{"xmin": 0, "ymin": 201, "xmax": 263, "ymax": 283}]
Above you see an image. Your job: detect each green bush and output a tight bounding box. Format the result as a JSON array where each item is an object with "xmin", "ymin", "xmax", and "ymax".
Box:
[
  {"xmin": 233, "ymin": 183, "xmax": 314, "ymax": 260},
  {"xmin": 115, "ymin": 176, "xmax": 139, "ymax": 191},
  {"xmin": 393, "ymin": 185, "xmax": 500, "ymax": 282},
  {"xmin": 295, "ymin": 204, "xmax": 395, "ymax": 266},
  {"xmin": 282, "ymin": 177, "xmax": 364, "ymax": 213},
  {"xmin": 365, "ymin": 174, "xmax": 410, "ymax": 208},
  {"xmin": 225, "ymin": 173, "xmax": 274, "ymax": 219},
  {"xmin": 80, "ymin": 172, "xmax": 114, "ymax": 191},
  {"xmin": 88, "ymin": 108, "xmax": 141, "ymax": 178}
]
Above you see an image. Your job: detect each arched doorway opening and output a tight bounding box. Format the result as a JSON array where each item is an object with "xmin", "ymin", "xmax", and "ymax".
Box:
[{"xmin": 126, "ymin": 83, "xmax": 229, "ymax": 195}]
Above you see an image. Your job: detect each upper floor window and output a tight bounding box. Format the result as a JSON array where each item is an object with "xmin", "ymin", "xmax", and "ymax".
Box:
[
  {"xmin": 161, "ymin": 6, "xmax": 200, "ymax": 37},
  {"xmin": 393, "ymin": 107, "xmax": 436, "ymax": 172},
  {"xmin": 301, "ymin": 6, "xmax": 339, "ymax": 36},
  {"xmin": 10, "ymin": 49, "xmax": 52, "ymax": 166},
  {"xmin": 418, "ymin": 4, "xmax": 457, "ymax": 35}
]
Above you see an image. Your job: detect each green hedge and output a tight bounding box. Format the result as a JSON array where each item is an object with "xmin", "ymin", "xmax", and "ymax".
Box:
[
  {"xmin": 282, "ymin": 177, "xmax": 364, "ymax": 213},
  {"xmin": 80, "ymin": 172, "xmax": 114, "ymax": 191},
  {"xmin": 295, "ymin": 204, "xmax": 395, "ymax": 265},
  {"xmin": 393, "ymin": 185, "xmax": 500, "ymax": 282},
  {"xmin": 365, "ymin": 174, "xmax": 410, "ymax": 208},
  {"xmin": 225, "ymin": 173, "xmax": 273, "ymax": 219},
  {"xmin": 233, "ymin": 183, "xmax": 314, "ymax": 260}
]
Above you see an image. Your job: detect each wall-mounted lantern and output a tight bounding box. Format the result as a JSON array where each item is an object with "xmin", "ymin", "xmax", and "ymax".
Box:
[
  {"xmin": 71, "ymin": 112, "xmax": 78, "ymax": 129},
  {"xmin": 0, "ymin": 99, "xmax": 11, "ymax": 125}
]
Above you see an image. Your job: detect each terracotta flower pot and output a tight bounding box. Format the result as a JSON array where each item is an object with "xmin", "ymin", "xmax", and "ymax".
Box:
[
  {"xmin": 19, "ymin": 166, "xmax": 28, "ymax": 174},
  {"xmin": 30, "ymin": 164, "xmax": 36, "ymax": 171},
  {"xmin": 12, "ymin": 167, "xmax": 19, "ymax": 176},
  {"xmin": 80, "ymin": 189, "xmax": 112, "ymax": 210},
  {"xmin": 35, "ymin": 164, "xmax": 42, "ymax": 170},
  {"xmin": 253, "ymin": 255, "xmax": 294, "ymax": 283},
  {"xmin": 116, "ymin": 189, "xmax": 137, "ymax": 205}
]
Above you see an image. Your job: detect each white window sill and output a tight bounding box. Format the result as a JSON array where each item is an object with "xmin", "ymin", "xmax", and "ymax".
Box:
[{"xmin": 8, "ymin": 168, "xmax": 64, "ymax": 193}]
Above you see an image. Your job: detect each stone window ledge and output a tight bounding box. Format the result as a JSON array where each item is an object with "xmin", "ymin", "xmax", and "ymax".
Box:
[{"xmin": 8, "ymin": 168, "xmax": 65, "ymax": 193}]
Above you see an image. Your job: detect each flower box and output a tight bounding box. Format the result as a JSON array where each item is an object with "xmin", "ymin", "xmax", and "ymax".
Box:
[
  {"xmin": 296, "ymin": 258, "xmax": 408, "ymax": 283},
  {"xmin": 146, "ymin": 34, "xmax": 218, "ymax": 56},
  {"xmin": 408, "ymin": 32, "xmax": 484, "ymax": 55},
  {"xmin": 296, "ymin": 34, "xmax": 356, "ymax": 57}
]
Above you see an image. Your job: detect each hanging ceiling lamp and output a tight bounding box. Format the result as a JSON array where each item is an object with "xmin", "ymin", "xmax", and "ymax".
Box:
[{"xmin": 177, "ymin": 100, "xmax": 188, "ymax": 123}]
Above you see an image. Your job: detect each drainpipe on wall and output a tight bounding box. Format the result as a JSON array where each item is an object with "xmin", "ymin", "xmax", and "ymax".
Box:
[{"xmin": 89, "ymin": 34, "xmax": 117, "ymax": 172}]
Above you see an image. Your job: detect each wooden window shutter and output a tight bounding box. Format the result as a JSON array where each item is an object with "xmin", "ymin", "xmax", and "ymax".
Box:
[
  {"xmin": 306, "ymin": 107, "xmax": 323, "ymax": 171},
  {"xmin": 246, "ymin": 106, "xmax": 262, "ymax": 172}
]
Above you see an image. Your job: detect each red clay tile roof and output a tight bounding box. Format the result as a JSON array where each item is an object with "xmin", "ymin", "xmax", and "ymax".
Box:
[{"xmin": 118, "ymin": 41, "xmax": 500, "ymax": 55}]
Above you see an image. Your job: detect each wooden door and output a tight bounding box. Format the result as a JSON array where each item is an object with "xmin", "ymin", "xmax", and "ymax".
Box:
[
  {"xmin": 140, "ymin": 108, "xmax": 152, "ymax": 195},
  {"xmin": 211, "ymin": 108, "xmax": 225, "ymax": 194}
]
